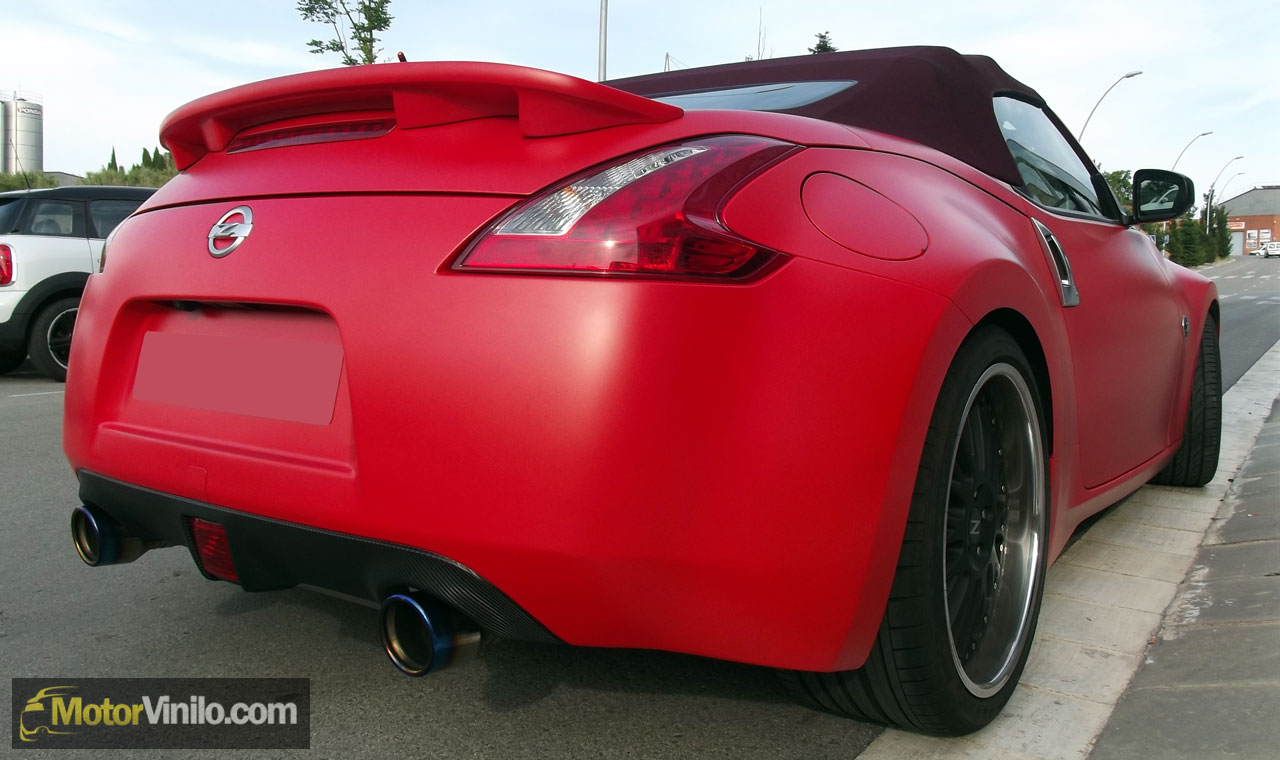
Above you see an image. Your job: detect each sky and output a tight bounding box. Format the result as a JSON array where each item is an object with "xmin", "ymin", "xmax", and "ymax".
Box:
[{"xmin": 3, "ymin": 0, "xmax": 1277, "ymax": 202}]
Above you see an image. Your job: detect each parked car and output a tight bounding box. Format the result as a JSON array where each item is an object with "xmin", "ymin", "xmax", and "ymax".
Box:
[
  {"xmin": 0, "ymin": 185, "xmax": 155, "ymax": 380},
  {"xmin": 1261, "ymin": 241, "xmax": 1279, "ymax": 258},
  {"xmin": 62, "ymin": 47, "xmax": 1220, "ymax": 736}
]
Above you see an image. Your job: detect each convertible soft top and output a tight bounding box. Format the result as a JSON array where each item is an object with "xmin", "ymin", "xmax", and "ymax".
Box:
[{"xmin": 608, "ymin": 46, "xmax": 1043, "ymax": 187}]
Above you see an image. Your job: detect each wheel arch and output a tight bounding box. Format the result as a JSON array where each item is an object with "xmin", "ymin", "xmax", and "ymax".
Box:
[{"xmin": 970, "ymin": 308, "xmax": 1054, "ymax": 458}]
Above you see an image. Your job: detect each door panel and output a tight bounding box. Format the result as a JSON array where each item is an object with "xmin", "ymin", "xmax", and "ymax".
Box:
[{"xmin": 1035, "ymin": 214, "xmax": 1183, "ymax": 487}]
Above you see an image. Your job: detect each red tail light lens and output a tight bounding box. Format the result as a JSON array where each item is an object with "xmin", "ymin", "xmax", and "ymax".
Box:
[
  {"xmin": 226, "ymin": 117, "xmax": 395, "ymax": 154},
  {"xmin": 189, "ymin": 517, "xmax": 239, "ymax": 582},
  {"xmin": 0, "ymin": 244, "xmax": 12, "ymax": 285},
  {"xmin": 454, "ymin": 135, "xmax": 797, "ymax": 280}
]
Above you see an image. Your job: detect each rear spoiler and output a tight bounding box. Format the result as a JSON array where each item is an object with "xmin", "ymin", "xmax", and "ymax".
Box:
[{"xmin": 160, "ymin": 62, "xmax": 683, "ymax": 170}]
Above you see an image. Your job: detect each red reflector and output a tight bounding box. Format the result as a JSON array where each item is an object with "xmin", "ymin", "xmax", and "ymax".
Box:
[
  {"xmin": 0, "ymin": 244, "xmax": 12, "ymax": 286},
  {"xmin": 226, "ymin": 118, "xmax": 394, "ymax": 154},
  {"xmin": 189, "ymin": 518, "xmax": 239, "ymax": 582}
]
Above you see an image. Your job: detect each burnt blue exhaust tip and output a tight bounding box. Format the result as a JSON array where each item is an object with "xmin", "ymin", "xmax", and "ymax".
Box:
[
  {"xmin": 380, "ymin": 592, "xmax": 482, "ymax": 676},
  {"xmin": 71, "ymin": 504, "xmax": 152, "ymax": 566}
]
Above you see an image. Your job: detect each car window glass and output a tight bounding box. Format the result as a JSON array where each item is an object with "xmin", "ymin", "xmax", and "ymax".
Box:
[
  {"xmin": 23, "ymin": 199, "xmax": 86, "ymax": 237},
  {"xmin": 0, "ymin": 198, "xmax": 24, "ymax": 233},
  {"xmin": 993, "ymin": 97, "xmax": 1103, "ymax": 216},
  {"xmin": 88, "ymin": 199, "xmax": 142, "ymax": 239},
  {"xmin": 654, "ymin": 81, "xmax": 857, "ymax": 111}
]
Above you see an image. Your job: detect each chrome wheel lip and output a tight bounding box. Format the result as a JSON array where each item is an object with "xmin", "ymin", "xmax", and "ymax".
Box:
[
  {"xmin": 942, "ymin": 363, "xmax": 1045, "ymax": 698},
  {"xmin": 46, "ymin": 307, "xmax": 78, "ymax": 370}
]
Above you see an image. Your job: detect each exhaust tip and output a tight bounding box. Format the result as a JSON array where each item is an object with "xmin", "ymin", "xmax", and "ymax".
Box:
[
  {"xmin": 71, "ymin": 504, "xmax": 115, "ymax": 566},
  {"xmin": 380, "ymin": 592, "xmax": 481, "ymax": 677}
]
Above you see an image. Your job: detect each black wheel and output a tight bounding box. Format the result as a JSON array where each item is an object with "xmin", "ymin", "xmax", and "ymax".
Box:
[
  {"xmin": 0, "ymin": 349, "xmax": 26, "ymax": 375},
  {"xmin": 28, "ymin": 296, "xmax": 80, "ymax": 382},
  {"xmin": 1151, "ymin": 314, "xmax": 1221, "ymax": 487},
  {"xmin": 784, "ymin": 326, "xmax": 1048, "ymax": 735}
]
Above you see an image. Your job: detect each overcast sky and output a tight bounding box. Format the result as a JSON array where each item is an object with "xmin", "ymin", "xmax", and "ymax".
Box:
[{"xmin": 3, "ymin": 0, "xmax": 1276, "ymax": 201}]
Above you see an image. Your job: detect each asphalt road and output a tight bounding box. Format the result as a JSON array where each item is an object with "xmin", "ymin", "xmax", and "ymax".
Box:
[
  {"xmin": 1204, "ymin": 254, "xmax": 1280, "ymax": 388},
  {"xmin": 2, "ymin": 253, "xmax": 1276, "ymax": 758}
]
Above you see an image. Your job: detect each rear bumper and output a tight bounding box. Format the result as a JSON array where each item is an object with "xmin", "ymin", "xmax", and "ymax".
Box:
[
  {"xmin": 0, "ymin": 288, "xmax": 29, "ymax": 353},
  {"xmin": 77, "ymin": 470, "xmax": 558, "ymax": 643},
  {"xmin": 64, "ymin": 196, "xmax": 975, "ymax": 671}
]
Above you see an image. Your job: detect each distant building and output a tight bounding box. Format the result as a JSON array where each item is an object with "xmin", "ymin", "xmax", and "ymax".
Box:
[
  {"xmin": 46, "ymin": 171, "xmax": 83, "ymax": 187},
  {"xmin": 1223, "ymin": 186, "xmax": 1280, "ymax": 255},
  {"xmin": 1, "ymin": 90, "xmax": 44, "ymax": 174}
]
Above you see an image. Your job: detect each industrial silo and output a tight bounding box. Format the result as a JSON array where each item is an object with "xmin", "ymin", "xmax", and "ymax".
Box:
[{"xmin": 3, "ymin": 91, "xmax": 44, "ymax": 175}]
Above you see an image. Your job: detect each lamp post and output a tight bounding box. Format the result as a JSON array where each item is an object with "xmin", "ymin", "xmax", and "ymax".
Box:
[
  {"xmin": 1217, "ymin": 172, "xmax": 1245, "ymax": 203},
  {"xmin": 598, "ymin": 0, "xmax": 608, "ymax": 81},
  {"xmin": 1078, "ymin": 70, "xmax": 1142, "ymax": 141},
  {"xmin": 1204, "ymin": 155, "xmax": 1244, "ymax": 226},
  {"xmin": 1172, "ymin": 131, "xmax": 1212, "ymax": 170}
]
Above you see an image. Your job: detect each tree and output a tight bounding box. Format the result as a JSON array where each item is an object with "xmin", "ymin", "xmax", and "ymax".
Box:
[
  {"xmin": 298, "ymin": 0, "xmax": 394, "ymax": 65},
  {"xmin": 107, "ymin": 148, "xmax": 119, "ymax": 173},
  {"xmin": 83, "ymin": 147, "xmax": 178, "ymax": 188},
  {"xmin": 1101, "ymin": 168, "xmax": 1132, "ymax": 211},
  {"xmin": 1209, "ymin": 205, "xmax": 1232, "ymax": 260},
  {"xmin": 0, "ymin": 172, "xmax": 58, "ymax": 191},
  {"xmin": 141, "ymin": 147, "xmax": 152, "ymax": 169},
  {"xmin": 808, "ymin": 31, "xmax": 837, "ymax": 54}
]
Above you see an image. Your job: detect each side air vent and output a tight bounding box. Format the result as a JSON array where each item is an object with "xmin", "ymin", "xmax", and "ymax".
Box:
[{"xmin": 1032, "ymin": 219, "xmax": 1080, "ymax": 307}]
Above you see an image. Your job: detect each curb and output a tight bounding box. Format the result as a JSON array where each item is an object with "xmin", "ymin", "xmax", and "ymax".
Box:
[{"xmin": 857, "ymin": 338, "xmax": 1280, "ymax": 760}]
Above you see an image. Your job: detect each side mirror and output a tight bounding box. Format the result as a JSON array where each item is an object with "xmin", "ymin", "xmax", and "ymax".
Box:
[{"xmin": 1132, "ymin": 169, "xmax": 1195, "ymax": 223}]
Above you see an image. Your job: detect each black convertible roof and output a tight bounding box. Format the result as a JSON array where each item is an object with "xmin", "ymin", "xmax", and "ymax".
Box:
[{"xmin": 608, "ymin": 46, "xmax": 1044, "ymax": 186}]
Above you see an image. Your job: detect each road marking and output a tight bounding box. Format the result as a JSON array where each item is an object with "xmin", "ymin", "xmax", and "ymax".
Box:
[
  {"xmin": 7, "ymin": 390, "xmax": 65, "ymax": 398},
  {"xmin": 1223, "ymin": 275, "xmax": 1238, "ymax": 279}
]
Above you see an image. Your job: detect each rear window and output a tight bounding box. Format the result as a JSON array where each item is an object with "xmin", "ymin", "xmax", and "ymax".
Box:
[
  {"xmin": 88, "ymin": 198, "xmax": 144, "ymax": 238},
  {"xmin": 0, "ymin": 198, "xmax": 24, "ymax": 234},
  {"xmin": 653, "ymin": 80, "xmax": 856, "ymax": 112}
]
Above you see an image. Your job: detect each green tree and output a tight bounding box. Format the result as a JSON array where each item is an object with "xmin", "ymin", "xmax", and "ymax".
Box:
[
  {"xmin": 1166, "ymin": 214, "xmax": 1206, "ymax": 268},
  {"xmin": 1209, "ymin": 205, "xmax": 1232, "ymax": 260},
  {"xmin": 808, "ymin": 31, "xmax": 837, "ymax": 54},
  {"xmin": 1101, "ymin": 168, "xmax": 1133, "ymax": 211},
  {"xmin": 82, "ymin": 147, "xmax": 178, "ymax": 187},
  {"xmin": 0, "ymin": 172, "xmax": 59, "ymax": 191},
  {"xmin": 298, "ymin": 0, "xmax": 394, "ymax": 65}
]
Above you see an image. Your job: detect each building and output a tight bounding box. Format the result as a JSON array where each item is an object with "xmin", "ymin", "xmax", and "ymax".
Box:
[
  {"xmin": 1, "ymin": 90, "xmax": 44, "ymax": 175},
  {"xmin": 1223, "ymin": 186, "xmax": 1280, "ymax": 255}
]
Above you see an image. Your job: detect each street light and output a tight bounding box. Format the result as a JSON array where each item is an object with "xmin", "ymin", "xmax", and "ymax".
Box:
[
  {"xmin": 1172, "ymin": 131, "xmax": 1212, "ymax": 170},
  {"xmin": 598, "ymin": 0, "xmax": 608, "ymax": 81},
  {"xmin": 1217, "ymin": 172, "xmax": 1245, "ymax": 203},
  {"xmin": 1204, "ymin": 155, "xmax": 1244, "ymax": 226},
  {"xmin": 1078, "ymin": 70, "xmax": 1143, "ymax": 141}
]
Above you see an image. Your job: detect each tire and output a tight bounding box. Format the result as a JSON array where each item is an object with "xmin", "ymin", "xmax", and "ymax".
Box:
[
  {"xmin": 784, "ymin": 326, "xmax": 1049, "ymax": 735},
  {"xmin": 1151, "ymin": 314, "xmax": 1221, "ymax": 487},
  {"xmin": 28, "ymin": 296, "xmax": 80, "ymax": 382},
  {"xmin": 0, "ymin": 349, "xmax": 26, "ymax": 375}
]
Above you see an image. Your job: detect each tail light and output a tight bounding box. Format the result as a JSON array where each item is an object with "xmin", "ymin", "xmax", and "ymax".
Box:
[
  {"xmin": 1, "ymin": 244, "xmax": 13, "ymax": 285},
  {"xmin": 189, "ymin": 517, "xmax": 239, "ymax": 582},
  {"xmin": 454, "ymin": 135, "xmax": 798, "ymax": 280}
]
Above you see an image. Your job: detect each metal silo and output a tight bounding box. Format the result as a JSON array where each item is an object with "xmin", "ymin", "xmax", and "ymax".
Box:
[{"xmin": 3, "ymin": 91, "xmax": 44, "ymax": 175}]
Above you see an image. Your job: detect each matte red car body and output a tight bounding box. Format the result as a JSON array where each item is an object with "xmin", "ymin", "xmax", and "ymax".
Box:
[{"xmin": 63, "ymin": 60, "xmax": 1216, "ymax": 673}]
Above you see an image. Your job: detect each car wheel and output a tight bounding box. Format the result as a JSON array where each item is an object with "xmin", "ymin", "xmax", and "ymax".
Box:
[
  {"xmin": 28, "ymin": 296, "xmax": 81, "ymax": 382},
  {"xmin": 1151, "ymin": 314, "xmax": 1221, "ymax": 487},
  {"xmin": 784, "ymin": 326, "xmax": 1048, "ymax": 735},
  {"xmin": 0, "ymin": 349, "xmax": 26, "ymax": 375}
]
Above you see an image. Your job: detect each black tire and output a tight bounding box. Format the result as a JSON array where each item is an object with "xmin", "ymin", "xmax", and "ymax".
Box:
[
  {"xmin": 1151, "ymin": 314, "xmax": 1221, "ymax": 487},
  {"xmin": 28, "ymin": 296, "xmax": 80, "ymax": 382},
  {"xmin": 783, "ymin": 326, "xmax": 1049, "ymax": 735},
  {"xmin": 0, "ymin": 349, "xmax": 26, "ymax": 375}
]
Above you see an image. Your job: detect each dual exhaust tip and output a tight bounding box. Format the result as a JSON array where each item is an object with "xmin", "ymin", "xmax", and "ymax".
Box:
[
  {"xmin": 379, "ymin": 592, "xmax": 482, "ymax": 676},
  {"xmin": 71, "ymin": 505, "xmax": 483, "ymax": 677},
  {"xmin": 71, "ymin": 504, "xmax": 157, "ymax": 566}
]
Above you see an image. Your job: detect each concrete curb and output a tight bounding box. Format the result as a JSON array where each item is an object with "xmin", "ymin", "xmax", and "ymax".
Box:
[{"xmin": 857, "ymin": 338, "xmax": 1280, "ymax": 760}]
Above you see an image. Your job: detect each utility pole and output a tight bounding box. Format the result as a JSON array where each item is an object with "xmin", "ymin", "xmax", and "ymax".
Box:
[{"xmin": 598, "ymin": 0, "xmax": 608, "ymax": 81}]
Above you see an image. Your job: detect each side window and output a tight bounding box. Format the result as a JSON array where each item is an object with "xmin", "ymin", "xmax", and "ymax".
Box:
[
  {"xmin": 993, "ymin": 97, "xmax": 1104, "ymax": 217},
  {"xmin": 88, "ymin": 199, "xmax": 142, "ymax": 239},
  {"xmin": 22, "ymin": 199, "xmax": 87, "ymax": 238}
]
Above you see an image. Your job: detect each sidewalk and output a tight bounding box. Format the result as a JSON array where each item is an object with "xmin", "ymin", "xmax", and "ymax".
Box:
[
  {"xmin": 857, "ymin": 340, "xmax": 1280, "ymax": 760},
  {"xmin": 1088, "ymin": 398, "xmax": 1280, "ymax": 759}
]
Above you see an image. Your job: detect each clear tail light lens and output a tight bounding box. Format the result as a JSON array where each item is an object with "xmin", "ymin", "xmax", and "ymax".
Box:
[{"xmin": 454, "ymin": 135, "xmax": 797, "ymax": 280}]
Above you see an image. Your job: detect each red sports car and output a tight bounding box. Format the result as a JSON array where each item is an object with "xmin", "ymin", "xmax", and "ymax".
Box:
[{"xmin": 63, "ymin": 47, "xmax": 1220, "ymax": 735}]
